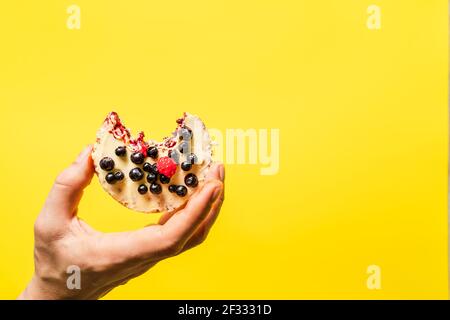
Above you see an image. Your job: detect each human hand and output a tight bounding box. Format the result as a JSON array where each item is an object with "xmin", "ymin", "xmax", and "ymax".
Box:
[{"xmin": 18, "ymin": 145, "xmax": 225, "ymax": 300}]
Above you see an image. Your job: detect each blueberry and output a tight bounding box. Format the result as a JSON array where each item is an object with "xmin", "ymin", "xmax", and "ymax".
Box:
[
  {"xmin": 147, "ymin": 147, "xmax": 158, "ymax": 159},
  {"xmin": 187, "ymin": 153, "xmax": 198, "ymax": 164},
  {"xmin": 181, "ymin": 161, "xmax": 192, "ymax": 171},
  {"xmin": 150, "ymin": 183, "xmax": 162, "ymax": 194},
  {"xmin": 99, "ymin": 157, "xmax": 115, "ymax": 171},
  {"xmin": 143, "ymin": 162, "xmax": 152, "ymax": 172},
  {"xmin": 138, "ymin": 184, "xmax": 148, "ymax": 194},
  {"xmin": 160, "ymin": 174, "xmax": 170, "ymax": 184},
  {"xmin": 149, "ymin": 163, "xmax": 159, "ymax": 174},
  {"xmin": 184, "ymin": 173, "xmax": 198, "ymax": 187},
  {"xmin": 105, "ymin": 172, "xmax": 116, "ymax": 184},
  {"xmin": 168, "ymin": 185, "xmax": 177, "ymax": 193},
  {"xmin": 130, "ymin": 152, "xmax": 145, "ymax": 164},
  {"xmin": 176, "ymin": 185, "xmax": 187, "ymax": 197},
  {"xmin": 114, "ymin": 171, "xmax": 125, "ymax": 181},
  {"xmin": 146, "ymin": 172, "xmax": 157, "ymax": 183},
  {"xmin": 115, "ymin": 146, "xmax": 127, "ymax": 157},
  {"xmin": 129, "ymin": 168, "xmax": 144, "ymax": 181}
]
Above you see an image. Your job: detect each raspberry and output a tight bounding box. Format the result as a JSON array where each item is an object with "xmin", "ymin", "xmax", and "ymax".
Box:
[{"xmin": 157, "ymin": 156, "xmax": 177, "ymax": 178}]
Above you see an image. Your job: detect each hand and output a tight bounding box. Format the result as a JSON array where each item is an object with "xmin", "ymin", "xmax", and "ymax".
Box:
[{"xmin": 18, "ymin": 146, "xmax": 225, "ymax": 300}]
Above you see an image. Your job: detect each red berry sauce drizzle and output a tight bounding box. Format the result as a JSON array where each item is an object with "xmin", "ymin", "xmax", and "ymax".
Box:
[
  {"xmin": 176, "ymin": 112, "xmax": 187, "ymax": 128},
  {"xmin": 105, "ymin": 112, "xmax": 149, "ymax": 156},
  {"xmin": 129, "ymin": 131, "xmax": 149, "ymax": 156},
  {"xmin": 106, "ymin": 112, "xmax": 131, "ymax": 141},
  {"xmin": 164, "ymin": 139, "xmax": 177, "ymax": 148},
  {"xmin": 105, "ymin": 111, "xmax": 190, "ymax": 157}
]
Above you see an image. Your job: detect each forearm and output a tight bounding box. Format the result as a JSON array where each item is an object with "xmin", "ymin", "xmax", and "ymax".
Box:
[{"xmin": 17, "ymin": 275, "xmax": 65, "ymax": 300}]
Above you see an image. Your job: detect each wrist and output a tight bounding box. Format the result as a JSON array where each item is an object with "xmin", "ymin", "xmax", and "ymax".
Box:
[{"xmin": 17, "ymin": 275, "xmax": 62, "ymax": 300}]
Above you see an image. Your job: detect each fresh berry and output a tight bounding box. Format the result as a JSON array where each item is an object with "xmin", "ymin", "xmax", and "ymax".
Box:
[
  {"xmin": 115, "ymin": 146, "xmax": 127, "ymax": 157},
  {"xmin": 184, "ymin": 173, "xmax": 198, "ymax": 187},
  {"xmin": 168, "ymin": 185, "xmax": 177, "ymax": 193},
  {"xmin": 105, "ymin": 172, "xmax": 116, "ymax": 184},
  {"xmin": 100, "ymin": 157, "xmax": 115, "ymax": 171},
  {"xmin": 176, "ymin": 185, "xmax": 187, "ymax": 197},
  {"xmin": 156, "ymin": 156, "xmax": 177, "ymax": 178},
  {"xmin": 160, "ymin": 174, "xmax": 170, "ymax": 184},
  {"xmin": 114, "ymin": 171, "xmax": 125, "ymax": 181},
  {"xmin": 143, "ymin": 162, "xmax": 152, "ymax": 172},
  {"xmin": 138, "ymin": 184, "xmax": 148, "ymax": 194},
  {"xmin": 130, "ymin": 152, "xmax": 145, "ymax": 164},
  {"xmin": 146, "ymin": 172, "xmax": 157, "ymax": 183},
  {"xmin": 181, "ymin": 161, "xmax": 192, "ymax": 171},
  {"xmin": 187, "ymin": 153, "xmax": 198, "ymax": 164},
  {"xmin": 150, "ymin": 163, "xmax": 159, "ymax": 174},
  {"xmin": 147, "ymin": 146, "xmax": 158, "ymax": 159},
  {"xmin": 129, "ymin": 168, "xmax": 144, "ymax": 181},
  {"xmin": 150, "ymin": 183, "xmax": 162, "ymax": 194}
]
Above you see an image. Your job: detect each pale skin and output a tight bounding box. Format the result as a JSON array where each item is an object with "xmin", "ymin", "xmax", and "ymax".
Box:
[{"xmin": 18, "ymin": 145, "xmax": 225, "ymax": 299}]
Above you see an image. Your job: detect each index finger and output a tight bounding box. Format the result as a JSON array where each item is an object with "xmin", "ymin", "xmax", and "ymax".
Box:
[{"xmin": 159, "ymin": 179, "xmax": 223, "ymax": 246}]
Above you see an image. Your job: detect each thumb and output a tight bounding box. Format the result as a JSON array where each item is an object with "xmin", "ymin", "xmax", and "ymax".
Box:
[{"xmin": 42, "ymin": 145, "xmax": 94, "ymax": 221}]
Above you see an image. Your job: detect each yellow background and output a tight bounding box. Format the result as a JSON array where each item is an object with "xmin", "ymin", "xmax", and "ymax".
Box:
[{"xmin": 0, "ymin": 1, "xmax": 447, "ymax": 299}]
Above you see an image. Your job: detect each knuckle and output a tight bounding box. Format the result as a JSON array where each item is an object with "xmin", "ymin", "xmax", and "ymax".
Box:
[
  {"xmin": 33, "ymin": 217, "xmax": 46, "ymax": 236},
  {"xmin": 211, "ymin": 180, "xmax": 223, "ymax": 191},
  {"xmin": 212, "ymin": 181, "xmax": 225, "ymax": 202},
  {"xmin": 55, "ymin": 166, "xmax": 85, "ymax": 190},
  {"xmin": 55, "ymin": 169, "xmax": 75, "ymax": 188},
  {"xmin": 55, "ymin": 168, "xmax": 70, "ymax": 184},
  {"xmin": 33, "ymin": 214, "xmax": 65, "ymax": 241},
  {"xmin": 196, "ymin": 229, "xmax": 208, "ymax": 246},
  {"xmin": 199, "ymin": 232, "xmax": 208, "ymax": 244}
]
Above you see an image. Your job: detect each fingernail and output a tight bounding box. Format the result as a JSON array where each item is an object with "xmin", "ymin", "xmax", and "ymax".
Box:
[
  {"xmin": 218, "ymin": 164, "xmax": 225, "ymax": 182},
  {"xmin": 76, "ymin": 145, "xmax": 92, "ymax": 162}
]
